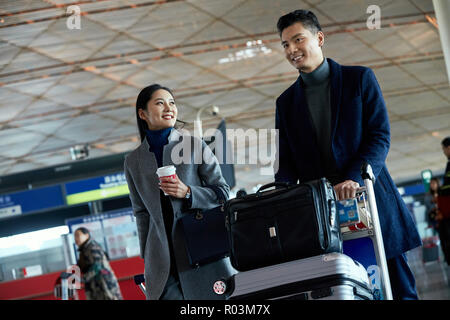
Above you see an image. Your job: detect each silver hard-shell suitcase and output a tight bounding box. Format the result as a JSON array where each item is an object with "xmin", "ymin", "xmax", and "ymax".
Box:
[{"xmin": 213, "ymin": 252, "xmax": 373, "ymax": 300}]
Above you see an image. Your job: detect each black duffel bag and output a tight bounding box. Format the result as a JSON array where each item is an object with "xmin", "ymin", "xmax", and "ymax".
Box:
[{"xmin": 224, "ymin": 178, "xmax": 342, "ymax": 271}]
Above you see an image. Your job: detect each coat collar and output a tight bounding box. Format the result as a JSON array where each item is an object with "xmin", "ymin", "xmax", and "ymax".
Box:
[
  {"xmin": 139, "ymin": 128, "xmax": 182, "ymax": 153},
  {"xmin": 137, "ymin": 128, "xmax": 184, "ymax": 171},
  {"xmin": 295, "ymin": 57, "xmax": 342, "ymax": 142}
]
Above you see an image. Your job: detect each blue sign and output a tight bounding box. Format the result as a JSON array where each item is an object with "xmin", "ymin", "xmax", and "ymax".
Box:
[
  {"xmin": 64, "ymin": 172, "xmax": 129, "ymax": 205},
  {"xmin": 65, "ymin": 172, "xmax": 127, "ymax": 195},
  {"xmin": 402, "ymin": 183, "xmax": 425, "ymax": 196},
  {"xmin": 0, "ymin": 185, "xmax": 65, "ymax": 218},
  {"xmin": 65, "ymin": 207, "xmax": 134, "ymax": 233}
]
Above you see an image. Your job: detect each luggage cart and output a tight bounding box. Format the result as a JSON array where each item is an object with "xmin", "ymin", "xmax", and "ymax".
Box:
[
  {"xmin": 213, "ymin": 163, "xmax": 391, "ymax": 301},
  {"xmin": 340, "ymin": 163, "xmax": 393, "ymax": 300},
  {"xmin": 54, "ymin": 272, "xmax": 78, "ymax": 300}
]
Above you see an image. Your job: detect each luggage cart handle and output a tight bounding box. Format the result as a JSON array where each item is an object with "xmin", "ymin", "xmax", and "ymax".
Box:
[
  {"xmin": 134, "ymin": 274, "xmax": 145, "ymax": 285},
  {"xmin": 361, "ymin": 162, "xmax": 375, "ymax": 182},
  {"xmin": 257, "ymin": 182, "xmax": 291, "ymax": 193},
  {"xmin": 355, "ymin": 186, "xmax": 366, "ymax": 195}
]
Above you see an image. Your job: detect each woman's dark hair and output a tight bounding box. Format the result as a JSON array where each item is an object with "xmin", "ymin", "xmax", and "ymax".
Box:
[
  {"xmin": 277, "ymin": 9, "xmax": 322, "ymax": 36},
  {"xmin": 429, "ymin": 177, "xmax": 441, "ymax": 194},
  {"xmin": 135, "ymin": 84, "xmax": 175, "ymax": 142},
  {"xmin": 74, "ymin": 227, "xmax": 109, "ymax": 260},
  {"xmin": 75, "ymin": 227, "xmax": 91, "ymax": 237}
]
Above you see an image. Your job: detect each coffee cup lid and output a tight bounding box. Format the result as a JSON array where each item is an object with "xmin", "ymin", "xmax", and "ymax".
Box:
[{"xmin": 156, "ymin": 165, "xmax": 176, "ymax": 176}]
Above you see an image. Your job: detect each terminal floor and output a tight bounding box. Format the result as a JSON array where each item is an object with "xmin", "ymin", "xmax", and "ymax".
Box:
[{"xmin": 406, "ymin": 246, "xmax": 450, "ymax": 300}]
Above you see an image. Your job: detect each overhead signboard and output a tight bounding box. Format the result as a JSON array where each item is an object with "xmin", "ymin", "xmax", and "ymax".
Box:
[
  {"xmin": 65, "ymin": 172, "xmax": 129, "ymax": 205},
  {"xmin": 66, "ymin": 208, "xmax": 138, "ymax": 260},
  {"xmin": 0, "ymin": 185, "xmax": 65, "ymax": 219}
]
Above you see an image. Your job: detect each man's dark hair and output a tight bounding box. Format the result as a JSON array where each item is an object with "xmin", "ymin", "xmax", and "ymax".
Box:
[
  {"xmin": 277, "ymin": 9, "xmax": 322, "ymax": 36},
  {"xmin": 442, "ymin": 137, "xmax": 450, "ymax": 148}
]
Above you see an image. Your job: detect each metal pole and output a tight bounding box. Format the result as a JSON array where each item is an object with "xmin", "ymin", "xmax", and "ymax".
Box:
[
  {"xmin": 361, "ymin": 163, "xmax": 393, "ymax": 300},
  {"xmin": 195, "ymin": 105, "xmax": 220, "ymax": 139},
  {"xmin": 61, "ymin": 233, "xmax": 77, "ymax": 267},
  {"xmin": 433, "ymin": 0, "xmax": 450, "ymax": 85},
  {"xmin": 60, "ymin": 272, "xmax": 71, "ymax": 300},
  {"xmin": 195, "ymin": 106, "xmax": 208, "ymax": 139}
]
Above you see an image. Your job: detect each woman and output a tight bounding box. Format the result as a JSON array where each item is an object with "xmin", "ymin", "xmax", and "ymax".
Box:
[
  {"xmin": 124, "ymin": 84, "xmax": 234, "ymax": 300},
  {"xmin": 74, "ymin": 227, "xmax": 123, "ymax": 300},
  {"xmin": 424, "ymin": 178, "xmax": 440, "ymax": 234}
]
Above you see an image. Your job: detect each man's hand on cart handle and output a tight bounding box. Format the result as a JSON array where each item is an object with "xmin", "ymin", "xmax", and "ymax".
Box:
[{"xmin": 334, "ymin": 180, "xmax": 360, "ymax": 200}]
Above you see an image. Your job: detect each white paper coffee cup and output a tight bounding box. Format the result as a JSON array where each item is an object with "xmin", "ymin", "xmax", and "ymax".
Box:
[{"xmin": 156, "ymin": 165, "xmax": 176, "ymax": 195}]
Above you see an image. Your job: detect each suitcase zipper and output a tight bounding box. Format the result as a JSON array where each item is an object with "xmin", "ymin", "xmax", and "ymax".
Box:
[
  {"xmin": 225, "ymin": 211, "xmax": 239, "ymax": 229},
  {"xmin": 231, "ymin": 274, "xmax": 372, "ymax": 300},
  {"xmin": 231, "ymin": 197, "xmax": 312, "ymax": 223},
  {"xmin": 315, "ymin": 180, "xmax": 331, "ymax": 250},
  {"xmin": 225, "ymin": 186, "xmax": 310, "ymax": 209}
]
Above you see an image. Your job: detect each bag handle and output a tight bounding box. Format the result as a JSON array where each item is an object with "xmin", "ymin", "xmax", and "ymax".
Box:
[
  {"xmin": 257, "ymin": 182, "xmax": 291, "ymax": 194},
  {"xmin": 205, "ymin": 184, "xmax": 227, "ymax": 204}
]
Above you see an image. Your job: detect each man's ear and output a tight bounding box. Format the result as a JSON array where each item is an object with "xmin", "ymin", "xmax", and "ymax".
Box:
[{"xmin": 317, "ymin": 31, "xmax": 325, "ymax": 47}]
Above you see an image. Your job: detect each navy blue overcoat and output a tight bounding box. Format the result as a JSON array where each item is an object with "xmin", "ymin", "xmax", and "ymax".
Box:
[{"xmin": 274, "ymin": 58, "xmax": 421, "ymax": 259}]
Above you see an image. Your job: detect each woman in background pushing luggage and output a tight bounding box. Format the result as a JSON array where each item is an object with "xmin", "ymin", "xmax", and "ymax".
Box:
[
  {"xmin": 124, "ymin": 84, "xmax": 234, "ymax": 300},
  {"xmin": 75, "ymin": 227, "xmax": 123, "ymax": 300}
]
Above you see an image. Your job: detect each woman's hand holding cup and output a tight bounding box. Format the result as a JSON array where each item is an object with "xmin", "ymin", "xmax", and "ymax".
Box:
[
  {"xmin": 156, "ymin": 165, "xmax": 189, "ymax": 198},
  {"xmin": 159, "ymin": 174, "xmax": 189, "ymax": 198}
]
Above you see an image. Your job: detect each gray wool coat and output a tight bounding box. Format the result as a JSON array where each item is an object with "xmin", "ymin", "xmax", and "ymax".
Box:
[{"xmin": 124, "ymin": 129, "xmax": 236, "ymax": 300}]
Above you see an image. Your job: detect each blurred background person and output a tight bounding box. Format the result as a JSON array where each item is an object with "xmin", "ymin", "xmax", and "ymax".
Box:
[
  {"xmin": 441, "ymin": 137, "xmax": 450, "ymax": 191},
  {"xmin": 437, "ymin": 137, "xmax": 450, "ymax": 271},
  {"xmin": 74, "ymin": 227, "xmax": 123, "ymax": 300},
  {"xmin": 425, "ymin": 177, "xmax": 440, "ymax": 235}
]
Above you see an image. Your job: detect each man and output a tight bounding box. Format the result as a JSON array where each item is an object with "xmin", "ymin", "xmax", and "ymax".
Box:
[
  {"xmin": 274, "ymin": 9, "xmax": 421, "ymax": 299},
  {"xmin": 441, "ymin": 137, "xmax": 450, "ymax": 189},
  {"xmin": 438, "ymin": 137, "xmax": 450, "ymax": 269}
]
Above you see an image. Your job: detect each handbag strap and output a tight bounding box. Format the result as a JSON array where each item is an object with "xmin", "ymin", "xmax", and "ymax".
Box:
[
  {"xmin": 204, "ymin": 184, "xmax": 227, "ymax": 204},
  {"xmin": 256, "ymin": 182, "xmax": 291, "ymax": 194}
]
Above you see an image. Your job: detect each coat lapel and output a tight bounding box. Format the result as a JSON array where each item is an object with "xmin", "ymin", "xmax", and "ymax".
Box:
[
  {"xmin": 137, "ymin": 138, "xmax": 158, "ymax": 181},
  {"xmin": 163, "ymin": 129, "xmax": 187, "ymax": 217},
  {"xmin": 328, "ymin": 58, "xmax": 342, "ymax": 142},
  {"xmin": 136, "ymin": 138, "xmax": 164, "ymax": 223}
]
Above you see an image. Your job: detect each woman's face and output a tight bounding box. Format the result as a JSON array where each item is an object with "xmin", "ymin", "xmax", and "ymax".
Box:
[
  {"xmin": 139, "ymin": 89, "xmax": 177, "ymax": 130},
  {"xmin": 74, "ymin": 230, "xmax": 89, "ymax": 247},
  {"xmin": 430, "ymin": 180, "xmax": 438, "ymax": 192}
]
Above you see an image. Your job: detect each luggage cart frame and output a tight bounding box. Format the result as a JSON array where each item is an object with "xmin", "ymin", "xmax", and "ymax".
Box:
[{"xmin": 341, "ymin": 163, "xmax": 393, "ymax": 300}]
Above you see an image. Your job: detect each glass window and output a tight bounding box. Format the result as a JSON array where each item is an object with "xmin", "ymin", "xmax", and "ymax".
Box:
[{"xmin": 0, "ymin": 226, "xmax": 69, "ymax": 282}]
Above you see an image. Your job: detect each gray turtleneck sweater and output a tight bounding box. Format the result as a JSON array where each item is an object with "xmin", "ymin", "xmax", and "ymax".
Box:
[{"xmin": 300, "ymin": 58, "xmax": 339, "ymax": 183}]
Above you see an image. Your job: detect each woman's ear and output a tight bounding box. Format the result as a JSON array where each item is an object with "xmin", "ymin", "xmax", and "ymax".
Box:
[{"xmin": 138, "ymin": 108, "xmax": 147, "ymax": 121}]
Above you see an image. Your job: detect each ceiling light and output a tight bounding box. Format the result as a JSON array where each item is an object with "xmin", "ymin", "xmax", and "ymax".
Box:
[{"xmin": 218, "ymin": 39, "xmax": 272, "ymax": 64}]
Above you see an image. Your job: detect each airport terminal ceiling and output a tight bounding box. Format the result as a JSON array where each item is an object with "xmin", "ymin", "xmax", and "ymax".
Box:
[{"xmin": 0, "ymin": 0, "xmax": 449, "ymax": 192}]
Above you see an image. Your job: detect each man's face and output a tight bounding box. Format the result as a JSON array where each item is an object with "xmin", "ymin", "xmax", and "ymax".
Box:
[
  {"xmin": 281, "ymin": 22, "xmax": 324, "ymax": 73},
  {"xmin": 443, "ymin": 145, "xmax": 450, "ymax": 158}
]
